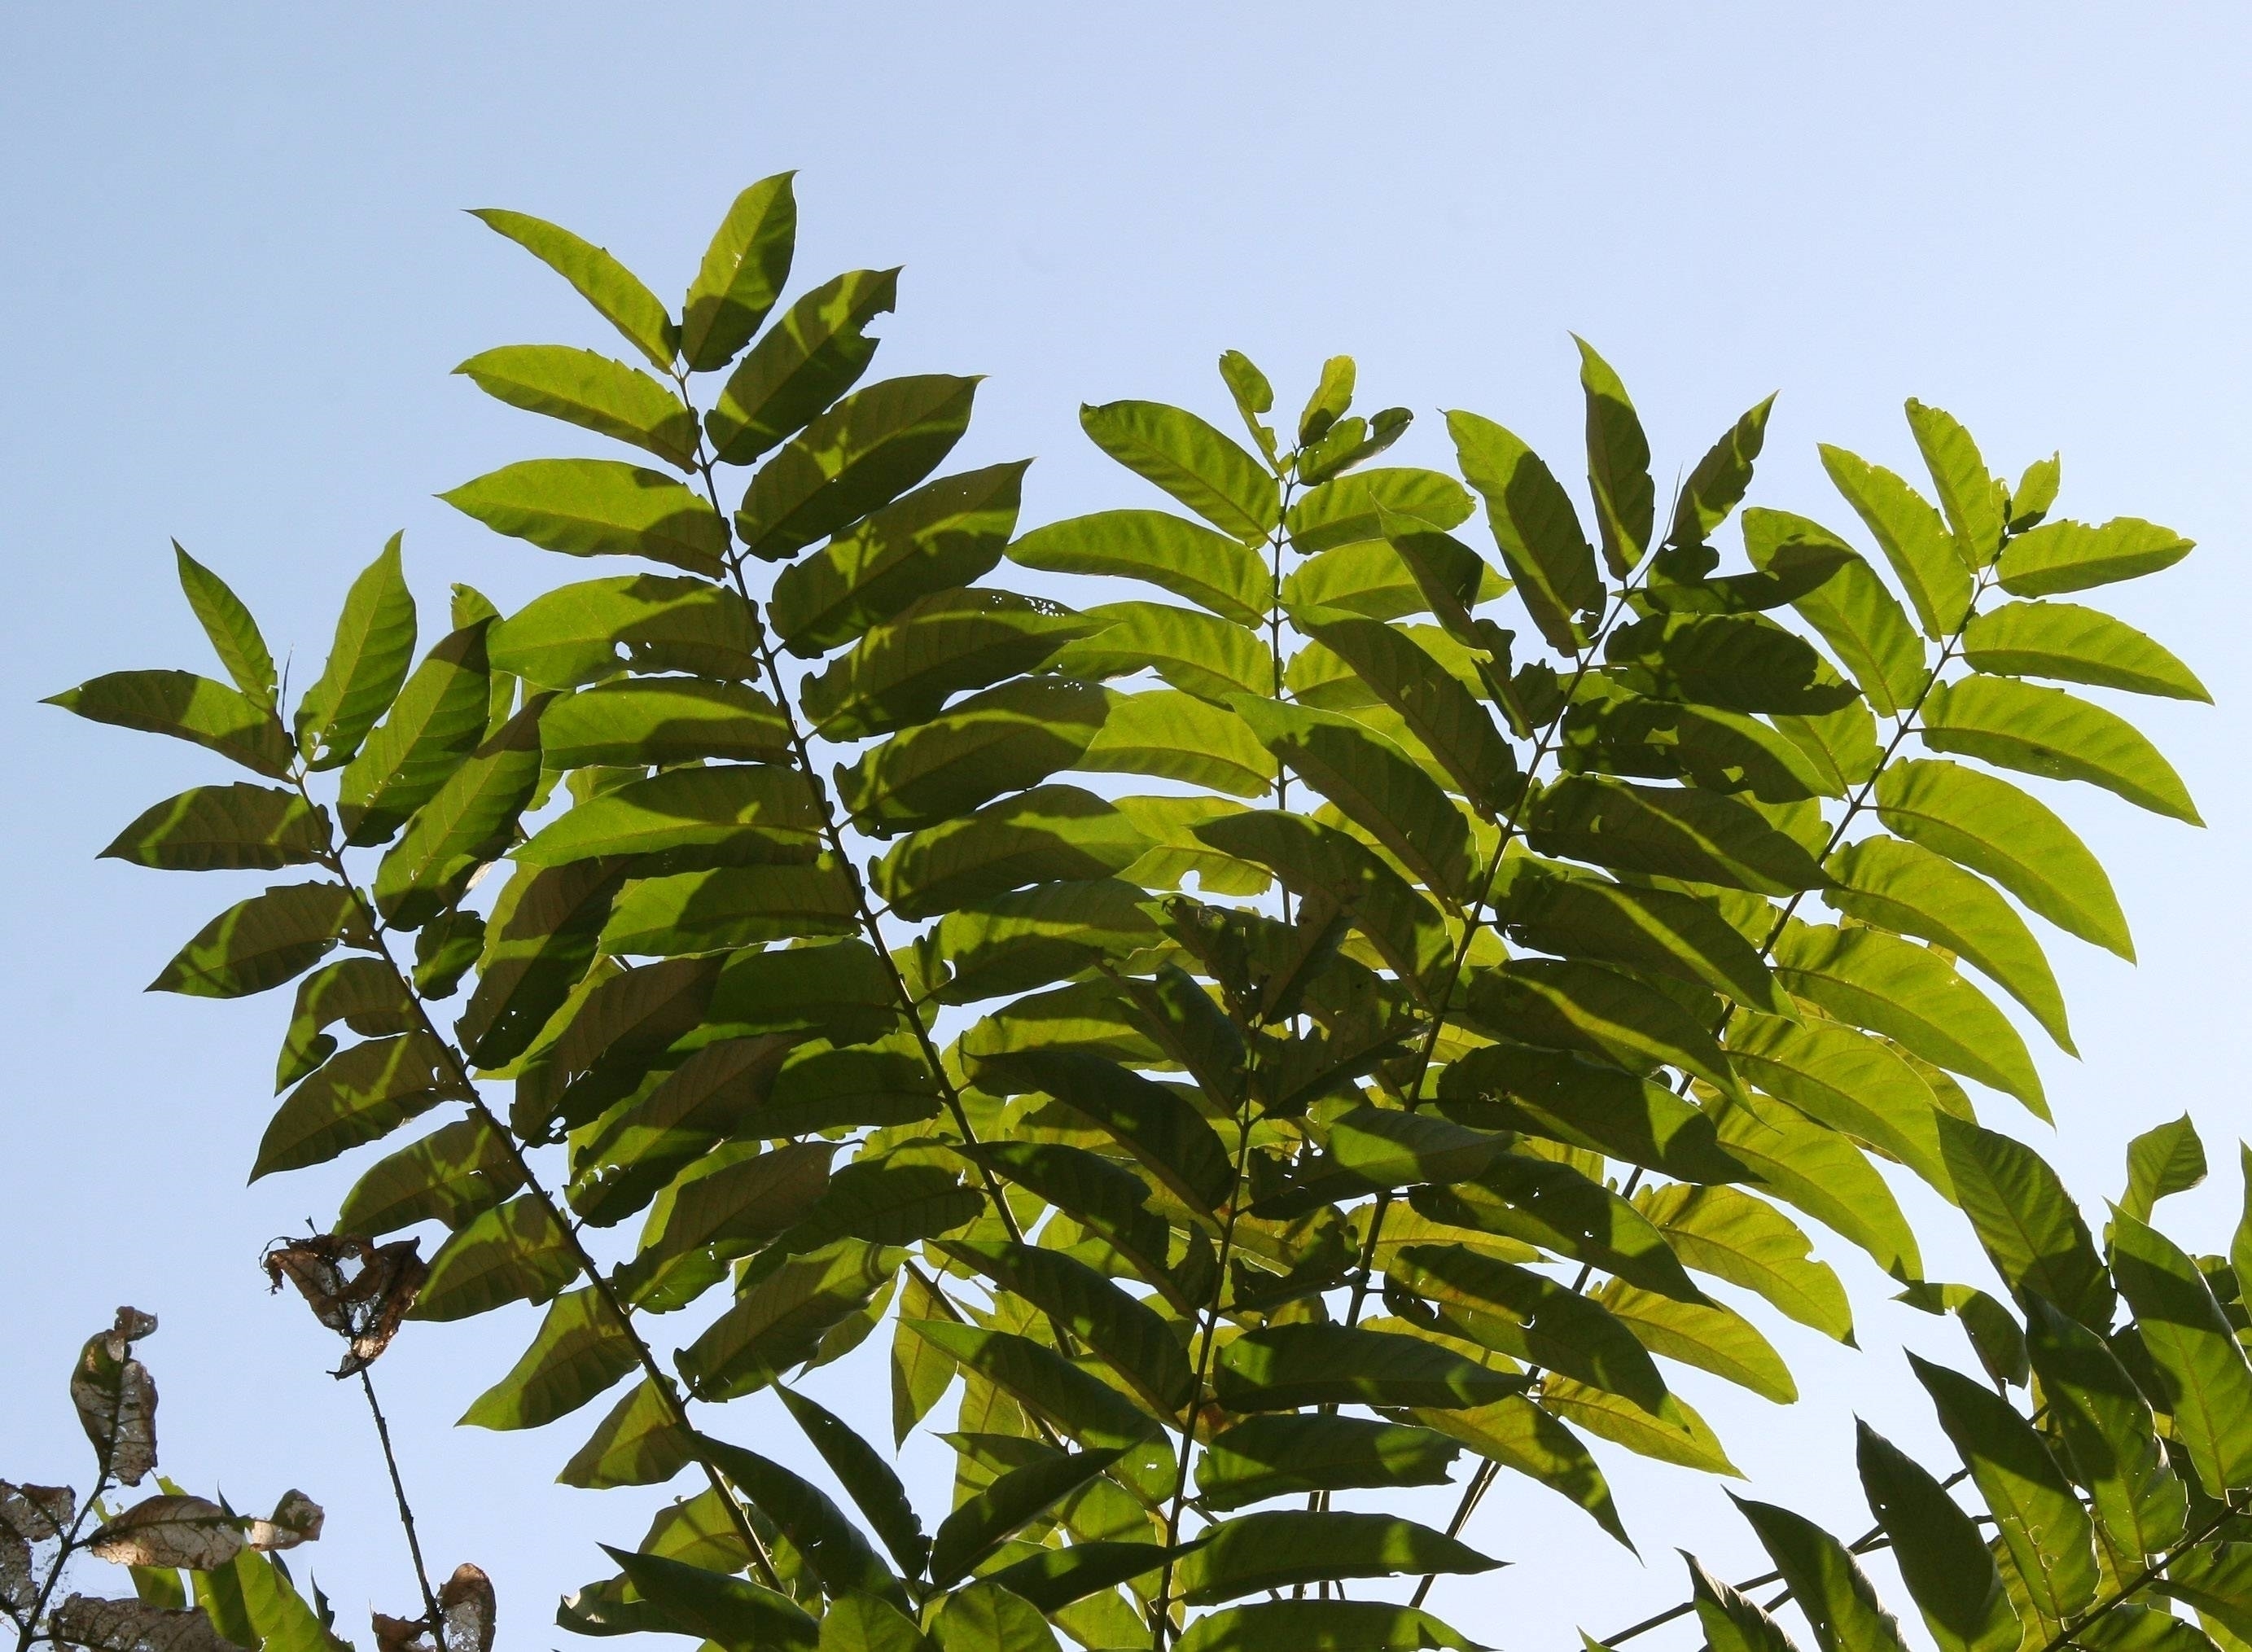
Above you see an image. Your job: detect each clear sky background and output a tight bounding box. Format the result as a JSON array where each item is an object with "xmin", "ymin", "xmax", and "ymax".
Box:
[{"xmin": 3, "ymin": 7, "xmax": 2248, "ymax": 1649}]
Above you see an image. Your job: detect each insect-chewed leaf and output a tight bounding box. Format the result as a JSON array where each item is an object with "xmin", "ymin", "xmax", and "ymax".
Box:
[
  {"xmin": 1855, "ymin": 1422, "xmax": 2018, "ymax": 1652},
  {"xmin": 1733, "ymin": 1495, "xmax": 1916, "ymax": 1652},
  {"xmin": 1818, "ymin": 445, "xmax": 1970, "ymax": 641},
  {"xmin": 410, "ymin": 1190, "xmax": 575, "ymax": 1321},
  {"xmin": 931, "ymin": 879, "xmax": 1161, "ymax": 1006},
  {"xmin": 175, "ymin": 543, "xmax": 275, "ymax": 704},
  {"xmin": 680, "ymin": 173, "xmax": 796, "ymax": 371},
  {"xmin": 1964, "ymin": 601, "xmax": 2209, "ymax": 701},
  {"xmin": 1705, "ymin": 1089, "xmax": 1921, "ymax": 1282},
  {"xmin": 1934, "ymin": 1115, "xmax": 2114, "ymax": 1330},
  {"xmin": 1636, "ymin": 1185, "xmax": 1853, "ymax": 1343},
  {"xmin": 373, "ymin": 695, "xmax": 548, "ymax": 930},
  {"xmin": 1742, "ymin": 508, "xmax": 1926, "ymax": 716},
  {"xmin": 874, "ymin": 783, "xmax": 1151, "ymax": 922},
  {"xmin": 71, "ymin": 1308, "xmax": 159, "ymax": 1486},
  {"xmin": 708, "ymin": 267, "xmax": 899, "ymax": 467},
  {"xmin": 1875, "ymin": 757, "xmax": 2129, "ymax": 958},
  {"xmin": 1214, "ymin": 1322, "xmax": 1523, "ymax": 1413},
  {"xmin": 88, "ymin": 1495, "xmax": 243, "ymax": 1571},
  {"xmin": 1527, "ymin": 775, "xmax": 1828, "ymax": 895},
  {"xmin": 602, "ymin": 1545, "xmax": 818, "ymax": 1652},
  {"xmin": 340, "ymin": 1116, "xmax": 524, "ymax": 1237},
  {"xmin": 1503, "ymin": 865, "xmax": 1790, "ymax": 1014},
  {"xmin": 737, "ymin": 374, "xmax": 979, "ymax": 561},
  {"xmin": 1911, "ymin": 1354, "xmax": 2101, "ymax": 1623},
  {"xmin": 971, "ymin": 1045, "xmax": 1229, "ymax": 1211},
  {"xmin": 454, "ymin": 345, "xmax": 699, "ymax": 467},
  {"xmin": 254, "ymin": 1030, "xmax": 453, "ymax": 1180},
  {"xmin": 151, "ymin": 882, "xmax": 357, "ymax": 999},
  {"xmin": 339, "ymin": 620, "xmax": 495, "ymax": 844},
  {"xmin": 1772, "ymin": 921, "xmax": 2044, "ymax": 1114},
  {"xmin": 489, "ymin": 574, "xmax": 761, "ymax": 690},
  {"xmin": 456, "ymin": 857, "xmax": 630, "ymax": 1069},
  {"xmin": 1196, "ymin": 1414, "xmax": 1461, "ymax": 1512},
  {"xmin": 1448, "ymin": 410, "xmax": 1601, "ymax": 651},
  {"xmin": 460, "ymin": 1286, "xmax": 637, "ymax": 1430},
  {"xmin": 294, "ymin": 534, "xmax": 418, "ymax": 769},
  {"xmin": 443, "ymin": 458, "xmax": 729, "ymax": 577},
  {"xmin": 1230, "ymin": 696, "xmax": 1475, "ymax": 902},
  {"xmin": 804, "ymin": 589, "xmax": 1094, "ymax": 740},
  {"xmin": 1009, "ymin": 509, "xmax": 1274, "ymax": 627},
  {"xmin": 1464, "ymin": 958, "xmax": 1738, "ymax": 1098},
  {"xmin": 1438, "ymin": 1045, "xmax": 1745, "ymax": 1184},
  {"xmin": 837, "ymin": 677, "xmax": 1110, "ymax": 835},
  {"xmin": 46, "ymin": 669, "xmax": 294, "ymax": 778},
  {"xmin": 469, "ymin": 208, "xmax": 677, "ymax": 370},
  {"xmin": 1176, "ymin": 1600, "xmax": 1482, "ymax": 1652},
  {"xmin": 101, "ymin": 783, "xmax": 323, "ymax": 872},
  {"xmin": 1079, "ymin": 398, "xmax": 1278, "ymax": 543},
  {"xmin": 1668, "ymin": 396, "xmax": 1775, "ymax": 550},
  {"xmin": 1724, "ymin": 1014, "xmax": 1949, "ymax": 1193},
  {"xmin": 2022, "ymin": 1295, "xmax": 2187, "ymax": 1567},
  {"xmin": 539, "ymin": 677, "xmax": 791, "ymax": 770},
  {"xmin": 1997, "ymin": 517, "xmax": 2194, "ymax": 597},
  {"xmin": 1175, "ymin": 1510, "xmax": 1500, "ymax": 1605},
  {"xmin": 677, "ymin": 1239, "xmax": 901, "ymax": 1401},
  {"xmin": 1391, "ymin": 1244, "xmax": 1668, "ymax": 1413},
  {"xmin": 2110, "ymin": 1210, "xmax": 2252, "ymax": 1497},
  {"xmin": 1921, "ymin": 675, "xmax": 2201, "ymax": 823}
]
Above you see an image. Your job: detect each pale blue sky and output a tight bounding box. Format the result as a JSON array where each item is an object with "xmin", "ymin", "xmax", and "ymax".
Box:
[{"xmin": 3, "ymin": 6, "xmax": 2248, "ymax": 1648}]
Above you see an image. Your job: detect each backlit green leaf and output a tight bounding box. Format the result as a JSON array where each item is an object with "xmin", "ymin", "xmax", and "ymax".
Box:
[
  {"xmin": 737, "ymin": 375, "xmax": 979, "ymax": 561},
  {"xmin": 1704, "ymin": 1089, "xmax": 1921, "ymax": 1281},
  {"xmin": 470, "ymin": 208, "xmax": 677, "ymax": 370},
  {"xmin": 1818, "ymin": 445, "xmax": 1970, "ymax": 641},
  {"xmin": 2110, "ymin": 1211, "xmax": 2252, "ymax": 1496},
  {"xmin": 1725, "ymin": 1013, "xmax": 1949, "ymax": 1193},
  {"xmin": 559, "ymin": 1377, "xmax": 691, "ymax": 1489},
  {"xmin": 1009, "ymin": 509, "xmax": 1273, "ymax": 628},
  {"xmin": 1414, "ymin": 1391, "xmax": 1627, "ymax": 1545},
  {"xmin": 681, "ymin": 173, "xmax": 797, "ymax": 372},
  {"xmin": 151, "ymin": 882, "xmax": 356, "ymax": 998},
  {"xmin": 874, "ymin": 785, "xmax": 1151, "ymax": 922},
  {"xmin": 1906, "ymin": 400, "xmax": 2004, "ymax": 569},
  {"xmin": 173, "ymin": 544, "xmax": 275, "ymax": 704},
  {"xmin": 101, "ymin": 783, "xmax": 323, "ymax": 872},
  {"xmin": 1667, "ymin": 396, "xmax": 1775, "ymax": 550},
  {"xmin": 1298, "ymin": 610, "xmax": 1518, "ymax": 814},
  {"xmin": 1176, "ymin": 1510, "xmax": 1499, "ymax": 1605},
  {"xmin": 1285, "ymin": 467, "xmax": 1474, "ymax": 557},
  {"xmin": 677, "ymin": 1239, "xmax": 900, "ymax": 1401},
  {"xmin": 1448, "ymin": 410, "xmax": 1602, "ymax": 651},
  {"xmin": 2022, "ymin": 1294, "xmax": 2186, "ymax": 1568},
  {"xmin": 442, "ymin": 458, "xmax": 728, "ymax": 577},
  {"xmin": 1997, "ymin": 517, "xmax": 2194, "ymax": 598},
  {"xmin": 1636, "ymin": 1184, "xmax": 1853, "ymax": 1343},
  {"xmin": 1934, "ymin": 1115, "xmax": 2113, "ymax": 1328},
  {"xmin": 1464, "ymin": 958, "xmax": 1738, "ymax": 1098},
  {"xmin": 47, "ymin": 669, "xmax": 294, "ymax": 778},
  {"xmin": 373, "ymin": 695, "xmax": 548, "ymax": 930},
  {"xmin": 1080, "ymin": 399, "xmax": 1278, "ymax": 544},
  {"xmin": 338, "ymin": 1116, "xmax": 524, "ymax": 1238},
  {"xmin": 1921, "ymin": 674, "xmax": 2202, "ymax": 823},
  {"xmin": 489, "ymin": 573, "xmax": 760, "ymax": 690},
  {"xmin": 1214, "ymin": 1322, "xmax": 1523, "ymax": 1413},
  {"xmin": 838, "ymin": 677, "xmax": 1110, "ymax": 835},
  {"xmin": 1391, "ymin": 1243, "xmax": 1667, "ymax": 1412},
  {"xmin": 1963, "ymin": 601, "xmax": 2209, "ymax": 702},
  {"xmin": 1076, "ymin": 687, "xmax": 1276, "ymax": 798},
  {"xmin": 928, "ymin": 1445, "xmax": 1125, "ymax": 1588},
  {"xmin": 1527, "ymin": 775, "xmax": 1829, "ymax": 895},
  {"xmin": 414, "ymin": 1191, "xmax": 575, "ymax": 1321},
  {"xmin": 1856, "ymin": 1421, "xmax": 2018, "ymax": 1652},
  {"xmin": 337, "ymin": 620, "xmax": 495, "ymax": 844},
  {"xmin": 707, "ymin": 267, "xmax": 898, "ymax": 467},
  {"xmin": 455, "ymin": 344, "xmax": 699, "ymax": 467},
  {"xmin": 1733, "ymin": 1496, "xmax": 1915, "ymax": 1652},
  {"xmin": 1174, "ymin": 1602, "xmax": 1479, "ymax": 1652},
  {"xmin": 1597, "ymin": 1279, "xmax": 1794, "ymax": 1403},
  {"xmin": 1575, "ymin": 339, "xmax": 1654, "ymax": 576},
  {"xmin": 1439, "ymin": 1045, "xmax": 1746, "ymax": 1184},
  {"xmin": 1742, "ymin": 509, "xmax": 1926, "ymax": 716}
]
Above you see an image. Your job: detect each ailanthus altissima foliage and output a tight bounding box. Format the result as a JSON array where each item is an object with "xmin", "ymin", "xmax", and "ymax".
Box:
[{"xmin": 44, "ymin": 177, "xmax": 2224, "ymax": 1652}]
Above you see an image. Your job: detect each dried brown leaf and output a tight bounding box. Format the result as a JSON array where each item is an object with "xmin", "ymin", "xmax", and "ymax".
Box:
[
  {"xmin": 87, "ymin": 1495, "xmax": 243, "ymax": 1571},
  {"xmin": 50, "ymin": 1593, "xmax": 234, "ymax": 1652},
  {"xmin": 372, "ymin": 1610, "xmax": 435, "ymax": 1652},
  {"xmin": 243, "ymin": 1488, "xmax": 323, "ymax": 1552},
  {"xmin": 0, "ymin": 1481, "xmax": 75, "ymax": 1541},
  {"xmin": 439, "ymin": 1563, "xmax": 493, "ymax": 1652},
  {"xmin": 2, "ymin": 1533, "xmax": 34, "ymax": 1615},
  {"xmin": 263, "ymin": 1234, "xmax": 426, "ymax": 1375},
  {"xmin": 71, "ymin": 1308, "xmax": 159, "ymax": 1486}
]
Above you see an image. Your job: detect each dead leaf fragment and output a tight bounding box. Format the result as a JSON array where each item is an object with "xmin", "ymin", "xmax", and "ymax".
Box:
[
  {"xmin": 372, "ymin": 1610, "xmax": 433, "ymax": 1652},
  {"xmin": 263, "ymin": 1234, "xmax": 425, "ymax": 1375},
  {"xmin": 87, "ymin": 1494, "xmax": 243, "ymax": 1571},
  {"xmin": 0, "ymin": 1481, "xmax": 75, "ymax": 1541},
  {"xmin": 244, "ymin": 1488, "xmax": 323, "ymax": 1552},
  {"xmin": 50, "ymin": 1593, "xmax": 234, "ymax": 1652},
  {"xmin": 71, "ymin": 1308, "xmax": 159, "ymax": 1486},
  {"xmin": 439, "ymin": 1562, "xmax": 494, "ymax": 1652},
  {"xmin": 2, "ymin": 1534, "xmax": 34, "ymax": 1615}
]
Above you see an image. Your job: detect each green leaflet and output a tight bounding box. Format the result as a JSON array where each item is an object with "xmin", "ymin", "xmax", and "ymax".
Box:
[
  {"xmin": 933, "ymin": 1240, "xmax": 1193, "ymax": 1414},
  {"xmin": 1687, "ymin": 1553, "xmax": 1805, "ymax": 1652},
  {"xmin": 1527, "ymin": 774, "xmax": 1829, "ymax": 895},
  {"xmin": 677, "ymin": 1239, "xmax": 901, "ymax": 1401},
  {"xmin": 1825, "ymin": 836, "xmax": 2072, "ymax": 1052},
  {"xmin": 454, "ymin": 344, "xmax": 699, "ymax": 467},
  {"xmin": 602, "ymin": 1547, "xmax": 818, "ymax": 1652},
  {"xmin": 1050, "ymin": 598, "xmax": 1273, "ymax": 703},
  {"xmin": 1595, "ymin": 1280, "xmax": 1795, "ymax": 1403},
  {"xmin": 1997, "ymin": 516, "xmax": 2195, "ymax": 597},
  {"xmin": 1733, "ymin": 1496, "xmax": 1915, "ymax": 1652},
  {"xmin": 2150, "ymin": 1547, "xmax": 2252, "ymax": 1645},
  {"xmin": 561, "ymin": 1377, "xmax": 692, "ymax": 1489},
  {"xmin": 1391, "ymin": 1243, "xmax": 1668, "ymax": 1413},
  {"xmin": 1559, "ymin": 681, "xmax": 1837, "ymax": 803},
  {"xmin": 1965, "ymin": 600, "xmax": 2210, "ymax": 702},
  {"xmin": 1417, "ymin": 1157, "xmax": 1698, "ymax": 1300},
  {"xmin": 150, "ymin": 881, "xmax": 357, "ymax": 998},
  {"xmin": 680, "ymin": 173, "xmax": 796, "ymax": 371},
  {"xmin": 971, "ymin": 1047, "xmax": 1231, "ymax": 1212},
  {"xmin": 1667, "ymin": 395, "xmax": 1774, "ymax": 550},
  {"xmin": 1855, "ymin": 1422, "xmax": 2019, "ymax": 1652},
  {"xmin": 1175, "ymin": 1602, "xmax": 1479, "ymax": 1652},
  {"xmin": 1771, "ymin": 921, "xmax": 2045, "ymax": 1114},
  {"xmin": 1438, "ymin": 1045, "xmax": 1746, "ymax": 1184},
  {"xmin": 931, "ymin": 879, "xmax": 1162, "ymax": 1006},
  {"xmin": 957, "ymin": 1141, "xmax": 1183, "ymax": 1308},
  {"xmin": 1285, "ymin": 467, "xmax": 1474, "ymax": 556},
  {"xmin": 1875, "ymin": 757, "xmax": 2131, "ymax": 959},
  {"xmin": 1194, "ymin": 1415, "xmax": 1461, "ymax": 1512},
  {"xmin": 707, "ymin": 267, "xmax": 898, "ymax": 467},
  {"xmin": 443, "ymin": 458, "xmax": 729, "ymax": 578},
  {"xmin": 982, "ymin": 1543, "xmax": 1168, "ymax": 1615},
  {"xmin": 460, "ymin": 1284, "xmax": 638, "ymax": 1430},
  {"xmin": 1724, "ymin": 1013, "xmax": 1951, "ymax": 1194},
  {"xmin": 1297, "ymin": 609, "xmax": 1519, "ymax": 814},
  {"xmin": 1463, "ymin": 958, "xmax": 1738, "ymax": 1098},
  {"xmin": 696, "ymin": 1431, "xmax": 905, "ymax": 1606},
  {"xmin": 930, "ymin": 1582, "xmax": 1059, "ymax": 1652},
  {"xmin": 1905, "ymin": 400, "xmax": 2004, "ymax": 569},
  {"xmin": 1538, "ymin": 1379, "xmax": 1738, "ymax": 1476},
  {"xmin": 625, "ymin": 1141, "xmax": 836, "ymax": 1284},
  {"xmin": 836, "ymin": 677, "xmax": 1109, "ymax": 835},
  {"xmin": 2110, "ymin": 1211, "xmax": 2252, "ymax": 1497},
  {"xmin": 99, "ymin": 783, "xmax": 323, "ymax": 872},
  {"xmin": 1213, "ymin": 1322, "xmax": 1523, "ymax": 1412},
  {"xmin": 874, "ymin": 784, "xmax": 1151, "ymax": 922},
  {"xmin": 1921, "ymin": 674, "xmax": 2202, "ymax": 823},
  {"xmin": 489, "ymin": 573, "xmax": 760, "ymax": 690},
  {"xmin": 1079, "ymin": 398, "xmax": 1278, "ymax": 543},
  {"xmin": 413, "ymin": 1191, "xmax": 576, "ymax": 1321},
  {"xmin": 1285, "ymin": 536, "xmax": 1508, "ymax": 624},
  {"xmin": 1604, "ymin": 612, "xmax": 1860, "ymax": 717},
  {"xmin": 191, "ymin": 1547, "xmax": 337, "ymax": 1652},
  {"xmin": 2124, "ymin": 1115, "xmax": 2209, "ymax": 1223},
  {"xmin": 47, "ymin": 668, "xmax": 294, "ymax": 778},
  {"xmin": 1008, "ymin": 508, "xmax": 1273, "ymax": 627},
  {"xmin": 702, "ymin": 940, "xmax": 899, "ymax": 1045},
  {"xmin": 538, "ymin": 678, "xmax": 792, "ymax": 769},
  {"xmin": 337, "ymin": 620, "xmax": 495, "ymax": 844},
  {"xmin": 519, "ymin": 762, "xmax": 821, "ymax": 871},
  {"xmin": 1818, "ymin": 444, "xmax": 1970, "ymax": 640},
  {"xmin": 274, "ymin": 954, "xmax": 414, "ymax": 1088},
  {"xmin": 174, "ymin": 542, "xmax": 276, "ymax": 704},
  {"xmin": 1299, "ymin": 355, "xmax": 1356, "ymax": 447},
  {"xmin": 1934, "ymin": 1115, "xmax": 2114, "ymax": 1329},
  {"xmin": 1229, "ymin": 695, "xmax": 1475, "ymax": 903},
  {"xmin": 903, "ymin": 1320, "xmax": 1154, "ymax": 1452},
  {"xmin": 1704, "ymin": 1089, "xmax": 1922, "ymax": 1281},
  {"xmin": 2022, "ymin": 1295, "xmax": 2187, "ymax": 1567},
  {"xmin": 1503, "ymin": 865, "xmax": 1790, "ymax": 1014},
  {"xmin": 802, "ymin": 589, "xmax": 1096, "ymax": 739},
  {"xmin": 1742, "ymin": 508, "xmax": 1926, "ymax": 716},
  {"xmin": 1413, "ymin": 1391, "xmax": 1628, "ymax": 1545},
  {"xmin": 775, "ymin": 1385, "xmax": 930, "ymax": 1578},
  {"xmin": 1635, "ymin": 1184, "xmax": 1854, "ymax": 1343},
  {"xmin": 736, "ymin": 374, "xmax": 979, "ymax": 560},
  {"xmin": 337, "ymin": 1116, "xmax": 524, "ymax": 1237},
  {"xmin": 1176, "ymin": 1510, "xmax": 1498, "ymax": 1606},
  {"xmin": 372, "ymin": 695, "xmax": 548, "ymax": 930},
  {"xmin": 1448, "ymin": 409, "xmax": 1602, "ymax": 651},
  {"xmin": 456, "ymin": 857, "xmax": 629, "ymax": 1067},
  {"xmin": 598, "ymin": 859, "xmax": 858, "ymax": 956},
  {"xmin": 470, "ymin": 207, "xmax": 677, "ymax": 370},
  {"xmin": 927, "ymin": 1445, "xmax": 1125, "ymax": 1588},
  {"xmin": 1912, "ymin": 1353, "xmax": 2101, "ymax": 1622},
  {"xmin": 252, "ymin": 1030, "xmax": 453, "ymax": 1178},
  {"xmin": 1076, "ymin": 687, "xmax": 1277, "ymax": 798},
  {"xmin": 1576, "ymin": 338, "xmax": 1654, "ymax": 576},
  {"xmin": 293, "ymin": 534, "xmax": 418, "ymax": 769}
]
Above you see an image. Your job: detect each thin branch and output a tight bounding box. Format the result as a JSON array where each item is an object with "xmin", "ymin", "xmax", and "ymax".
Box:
[{"xmin": 359, "ymin": 1369, "xmax": 442, "ymax": 1628}]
